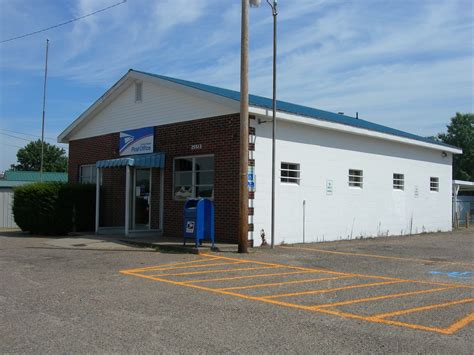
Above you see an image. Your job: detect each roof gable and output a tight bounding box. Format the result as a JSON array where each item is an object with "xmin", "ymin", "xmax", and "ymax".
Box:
[{"xmin": 59, "ymin": 71, "xmax": 238, "ymax": 142}]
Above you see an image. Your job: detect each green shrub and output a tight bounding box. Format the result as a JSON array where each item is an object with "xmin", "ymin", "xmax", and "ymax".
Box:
[{"xmin": 12, "ymin": 182, "xmax": 95, "ymax": 235}]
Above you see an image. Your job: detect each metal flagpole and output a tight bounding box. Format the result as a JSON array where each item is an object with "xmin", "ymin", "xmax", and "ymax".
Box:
[
  {"xmin": 267, "ymin": 0, "xmax": 278, "ymax": 248},
  {"xmin": 40, "ymin": 39, "xmax": 49, "ymax": 182}
]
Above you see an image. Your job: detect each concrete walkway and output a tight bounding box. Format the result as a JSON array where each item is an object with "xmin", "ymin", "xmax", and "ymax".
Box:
[{"xmin": 43, "ymin": 233, "xmax": 237, "ymax": 254}]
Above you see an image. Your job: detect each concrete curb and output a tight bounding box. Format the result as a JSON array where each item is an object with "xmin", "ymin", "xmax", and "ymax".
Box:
[{"xmin": 118, "ymin": 239, "xmax": 220, "ymax": 254}]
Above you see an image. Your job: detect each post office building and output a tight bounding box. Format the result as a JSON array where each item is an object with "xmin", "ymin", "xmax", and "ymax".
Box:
[{"xmin": 58, "ymin": 69, "xmax": 462, "ymax": 246}]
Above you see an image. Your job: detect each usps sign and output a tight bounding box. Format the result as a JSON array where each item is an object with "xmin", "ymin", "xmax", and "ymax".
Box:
[{"xmin": 119, "ymin": 127, "xmax": 154, "ymax": 156}]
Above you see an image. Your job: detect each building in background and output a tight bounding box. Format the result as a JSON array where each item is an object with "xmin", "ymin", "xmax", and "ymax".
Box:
[
  {"xmin": 452, "ymin": 180, "xmax": 474, "ymax": 225},
  {"xmin": 58, "ymin": 69, "xmax": 462, "ymax": 244},
  {"xmin": 0, "ymin": 171, "xmax": 68, "ymax": 230}
]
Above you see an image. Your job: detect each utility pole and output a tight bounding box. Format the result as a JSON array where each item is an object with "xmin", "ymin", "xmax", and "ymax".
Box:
[
  {"xmin": 40, "ymin": 39, "xmax": 49, "ymax": 182},
  {"xmin": 238, "ymin": 0, "xmax": 250, "ymax": 253},
  {"xmin": 268, "ymin": 0, "xmax": 278, "ymax": 248}
]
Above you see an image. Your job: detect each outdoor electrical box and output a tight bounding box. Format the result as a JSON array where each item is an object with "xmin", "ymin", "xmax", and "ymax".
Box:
[{"xmin": 183, "ymin": 198, "xmax": 215, "ymax": 248}]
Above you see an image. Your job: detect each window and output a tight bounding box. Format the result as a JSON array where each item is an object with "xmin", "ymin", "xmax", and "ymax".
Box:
[
  {"xmin": 280, "ymin": 162, "xmax": 300, "ymax": 184},
  {"xmin": 393, "ymin": 173, "xmax": 404, "ymax": 190},
  {"xmin": 430, "ymin": 177, "xmax": 439, "ymax": 192},
  {"xmin": 79, "ymin": 164, "xmax": 97, "ymax": 184},
  {"xmin": 173, "ymin": 155, "xmax": 214, "ymax": 200},
  {"xmin": 135, "ymin": 82, "xmax": 142, "ymax": 102},
  {"xmin": 348, "ymin": 169, "xmax": 363, "ymax": 188}
]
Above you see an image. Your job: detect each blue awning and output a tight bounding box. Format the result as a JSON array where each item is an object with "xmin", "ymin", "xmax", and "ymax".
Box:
[{"xmin": 96, "ymin": 153, "xmax": 165, "ymax": 169}]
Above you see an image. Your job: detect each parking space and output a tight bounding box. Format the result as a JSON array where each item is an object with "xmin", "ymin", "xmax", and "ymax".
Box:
[
  {"xmin": 121, "ymin": 252, "xmax": 474, "ymax": 335},
  {"xmin": 2, "ymin": 230, "xmax": 473, "ymax": 353}
]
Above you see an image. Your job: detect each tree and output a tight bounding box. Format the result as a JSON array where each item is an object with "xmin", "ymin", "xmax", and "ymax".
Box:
[
  {"xmin": 438, "ymin": 113, "xmax": 473, "ymax": 181},
  {"xmin": 11, "ymin": 139, "xmax": 68, "ymax": 172}
]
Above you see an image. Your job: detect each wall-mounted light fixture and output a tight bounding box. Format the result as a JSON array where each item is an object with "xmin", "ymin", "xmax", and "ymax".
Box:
[{"xmin": 441, "ymin": 151, "xmax": 447, "ymax": 158}]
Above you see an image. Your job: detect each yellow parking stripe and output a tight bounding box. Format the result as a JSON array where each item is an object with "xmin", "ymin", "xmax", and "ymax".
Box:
[
  {"xmin": 372, "ymin": 298, "xmax": 474, "ymax": 319},
  {"xmin": 260, "ymin": 280, "xmax": 408, "ymax": 299},
  {"xmin": 281, "ymin": 245, "xmax": 474, "ymax": 267},
  {"xmin": 310, "ymin": 287, "xmax": 455, "ymax": 309},
  {"xmin": 443, "ymin": 313, "xmax": 474, "ymax": 334},
  {"xmin": 218, "ymin": 275, "xmax": 355, "ymax": 291},
  {"xmin": 120, "ymin": 254, "xmax": 474, "ymax": 335},
  {"xmin": 199, "ymin": 253, "xmax": 474, "ymax": 289},
  {"xmin": 150, "ymin": 265, "xmax": 280, "ymax": 278},
  {"xmin": 199, "ymin": 253, "xmax": 346, "ymax": 275},
  {"xmin": 315, "ymin": 308, "xmax": 455, "ymax": 335},
  {"xmin": 183, "ymin": 270, "xmax": 320, "ymax": 284},
  {"xmin": 124, "ymin": 257, "xmax": 224, "ymax": 272},
  {"xmin": 148, "ymin": 261, "xmax": 245, "ymax": 272}
]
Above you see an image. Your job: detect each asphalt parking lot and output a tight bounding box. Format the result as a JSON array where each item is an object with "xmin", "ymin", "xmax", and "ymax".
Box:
[{"xmin": 1, "ymin": 229, "xmax": 472, "ymax": 353}]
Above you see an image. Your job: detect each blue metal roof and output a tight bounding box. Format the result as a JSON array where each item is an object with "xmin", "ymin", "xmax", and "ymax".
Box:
[
  {"xmin": 96, "ymin": 153, "xmax": 165, "ymax": 169},
  {"xmin": 131, "ymin": 69, "xmax": 457, "ymax": 150}
]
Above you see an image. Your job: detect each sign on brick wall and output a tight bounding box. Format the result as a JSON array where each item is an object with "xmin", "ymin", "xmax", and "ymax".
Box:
[
  {"xmin": 248, "ymin": 166, "xmax": 255, "ymax": 191},
  {"xmin": 119, "ymin": 127, "xmax": 154, "ymax": 156}
]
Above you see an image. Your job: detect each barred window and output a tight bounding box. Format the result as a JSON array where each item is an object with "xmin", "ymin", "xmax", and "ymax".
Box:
[
  {"xmin": 280, "ymin": 162, "xmax": 300, "ymax": 184},
  {"xmin": 348, "ymin": 169, "xmax": 363, "ymax": 188},
  {"xmin": 173, "ymin": 155, "xmax": 214, "ymax": 200},
  {"xmin": 430, "ymin": 177, "xmax": 439, "ymax": 192},
  {"xmin": 393, "ymin": 173, "xmax": 404, "ymax": 190}
]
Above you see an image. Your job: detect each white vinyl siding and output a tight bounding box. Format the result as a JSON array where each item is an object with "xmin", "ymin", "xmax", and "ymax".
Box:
[
  {"xmin": 0, "ymin": 191, "xmax": 17, "ymax": 229},
  {"xmin": 69, "ymin": 81, "xmax": 236, "ymax": 141}
]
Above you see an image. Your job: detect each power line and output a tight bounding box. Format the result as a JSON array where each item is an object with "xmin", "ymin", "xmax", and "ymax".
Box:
[
  {"xmin": 1, "ymin": 0, "xmax": 127, "ymax": 44},
  {"xmin": 0, "ymin": 132, "xmax": 32, "ymax": 142},
  {"xmin": 0, "ymin": 128, "xmax": 59, "ymax": 142},
  {"xmin": 0, "ymin": 131, "xmax": 67, "ymax": 147},
  {"xmin": 0, "ymin": 142, "xmax": 23, "ymax": 149}
]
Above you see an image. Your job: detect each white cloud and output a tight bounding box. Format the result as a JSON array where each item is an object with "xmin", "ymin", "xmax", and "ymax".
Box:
[{"xmin": 0, "ymin": 0, "xmax": 472, "ymax": 171}]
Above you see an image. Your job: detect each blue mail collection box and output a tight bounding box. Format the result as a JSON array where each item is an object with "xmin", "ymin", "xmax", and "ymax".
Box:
[{"xmin": 183, "ymin": 198, "xmax": 215, "ymax": 248}]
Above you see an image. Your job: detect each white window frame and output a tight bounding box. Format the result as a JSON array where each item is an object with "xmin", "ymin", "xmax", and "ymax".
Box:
[
  {"xmin": 393, "ymin": 173, "xmax": 404, "ymax": 190},
  {"xmin": 348, "ymin": 169, "xmax": 363, "ymax": 188},
  {"xmin": 430, "ymin": 177, "xmax": 439, "ymax": 192},
  {"xmin": 280, "ymin": 162, "xmax": 301, "ymax": 185},
  {"xmin": 173, "ymin": 154, "xmax": 214, "ymax": 201},
  {"xmin": 79, "ymin": 164, "xmax": 97, "ymax": 184}
]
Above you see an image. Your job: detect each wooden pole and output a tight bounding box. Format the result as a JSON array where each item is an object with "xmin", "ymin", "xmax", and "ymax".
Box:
[{"xmin": 238, "ymin": 0, "xmax": 249, "ymax": 253}]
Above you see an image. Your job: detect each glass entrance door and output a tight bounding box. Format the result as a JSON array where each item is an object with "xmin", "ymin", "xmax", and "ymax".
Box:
[{"xmin": 133, "ymin": 168, "xmax": 151, "ymax": 230}]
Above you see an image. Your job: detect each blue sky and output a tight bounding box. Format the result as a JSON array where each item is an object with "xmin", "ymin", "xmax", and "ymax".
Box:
[{"xmin": 0, "ymin": 0, "xmax": 473, "ymax": 172}]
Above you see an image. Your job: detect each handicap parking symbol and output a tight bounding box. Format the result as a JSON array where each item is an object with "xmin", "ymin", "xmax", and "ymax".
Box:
[{"xmin": 429, "ymin": 271, "xmax": 474, "ymax": 280}]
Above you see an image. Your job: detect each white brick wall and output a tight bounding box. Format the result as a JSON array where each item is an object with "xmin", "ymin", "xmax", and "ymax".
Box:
[{"xmin": 253, "ymin": 119, "xmax": 453, "ymax": 245}]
